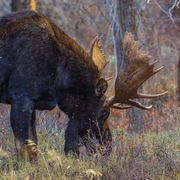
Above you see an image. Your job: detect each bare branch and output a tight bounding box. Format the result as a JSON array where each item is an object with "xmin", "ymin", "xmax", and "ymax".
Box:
[
  {"xmin": 168, "ymin": 0, "xmax": 178, "ymax": 24},
  {"xmin": 152, "ymin": 0, "xmax": 180, "ymax": 27}
]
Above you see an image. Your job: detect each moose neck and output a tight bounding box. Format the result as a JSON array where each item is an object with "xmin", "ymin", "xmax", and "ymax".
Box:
[{"xmin": 55, "ymin": 43, "xmax": 99, "ymax": 116}]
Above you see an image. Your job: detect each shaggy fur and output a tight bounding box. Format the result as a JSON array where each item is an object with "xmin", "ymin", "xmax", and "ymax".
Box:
[{"xmin": 0, "ymin": 11, "xmax": 112, "ymax": 160}]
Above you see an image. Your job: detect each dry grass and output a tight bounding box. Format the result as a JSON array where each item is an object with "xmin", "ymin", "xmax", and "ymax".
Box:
[{"xmin": 0, "ymin": 129, "xmax": 179, "ymax": 179}]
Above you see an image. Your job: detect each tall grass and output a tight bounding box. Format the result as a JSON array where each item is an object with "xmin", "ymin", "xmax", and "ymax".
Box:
[{"xmin": 0, "ymin": 130, "xmax": 179, "ymax": 179}]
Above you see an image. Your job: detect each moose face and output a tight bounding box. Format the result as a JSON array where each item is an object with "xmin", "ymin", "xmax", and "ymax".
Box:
[{"xmin": 76, "ymin": 78, "xmax": 112, "ymax": 156}]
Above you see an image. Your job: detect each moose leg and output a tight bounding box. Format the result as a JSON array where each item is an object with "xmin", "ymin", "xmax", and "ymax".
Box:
[
  {"xmin": 27, "ymin": 111, "xmax": 38, "ymax": 161},
  {"xmin": 64, "ymin": 118, "xmax": 80, "ymax": 156},
  {"xmin": 10, "ymin": 95, "xmax": 37, "ymax": 161}
]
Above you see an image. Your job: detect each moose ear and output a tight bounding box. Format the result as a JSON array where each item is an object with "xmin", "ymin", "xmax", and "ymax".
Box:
[
  {"xmin": 90, "ymin": 37, "xmax": 108, "ymax": 71},
  {"xmin": 95, "ymin": 78, "xmax": 108, "ymax": 97}
]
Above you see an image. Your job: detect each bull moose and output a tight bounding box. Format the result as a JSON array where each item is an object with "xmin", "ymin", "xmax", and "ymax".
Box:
[{"xmin": 0, "ymin": 11, "xmax": 167, "ymax": 161}]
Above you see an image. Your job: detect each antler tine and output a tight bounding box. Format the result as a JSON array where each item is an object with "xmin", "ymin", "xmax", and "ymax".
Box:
[
  {"xmin": 112, "ymin": 104, "xmax": 132, "ymax": 109},
  {"xmin": 135, "ymin": 91, "xmax": 168, "ymax": 99},
  {"xmin": 105, "ymin": 77, "xmax": 113, "ymax": 81},
  {"xmin": 129, "ymin": 65, "xmax": 164, "ymax": 93},
  {"xmin": 90, "ymin": 36, "xmax": 108, "ymax": 71},
  {"xmin": 104, "ymin": 32, "xmax": 167, "ymax": 110},
  {"xmin": 127, "ymin": 99, "xmax": 152, "ymax": 110},
  {"xmin": 153, "ymin": 66, "xmax": 164, "ymax": 74}
]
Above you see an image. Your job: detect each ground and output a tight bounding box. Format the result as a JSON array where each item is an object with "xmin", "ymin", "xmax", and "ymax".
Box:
[{"xmin": 0, "ymin": 128, "xmax": 179, "ymax": 179}]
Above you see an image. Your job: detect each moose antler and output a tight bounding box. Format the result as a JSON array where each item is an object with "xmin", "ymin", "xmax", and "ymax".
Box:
[
  {"xmin": 105, "ymin": 32, "xmax": 167, "ymax": 110},
  {"xmin": 90, "ymin": 36, "xmax": 109, "ymax": 71}
]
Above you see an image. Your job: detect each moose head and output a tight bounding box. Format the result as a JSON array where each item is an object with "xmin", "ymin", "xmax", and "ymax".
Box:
[{"xmin": 73, "ymin": 32, "xmax": 167, "ymax": 156}]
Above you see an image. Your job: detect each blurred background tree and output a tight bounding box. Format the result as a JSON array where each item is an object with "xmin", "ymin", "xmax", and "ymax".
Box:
[
  {"xmin": 106, "ymin": 0, "xmax": 145, "ymax": 133},
  {"xmin": 11, "ymin": 0, "xmax": 36, "ymax": 11},
  {"xmin": 178, "ymin": 53, "xmax": 180, "ymax": 100},
  {"xmin": 11, "ymin": 0, "xmax": 21, "ymax": 11}
]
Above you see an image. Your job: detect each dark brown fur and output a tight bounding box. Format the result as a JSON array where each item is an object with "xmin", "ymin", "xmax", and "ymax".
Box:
[{"xmin": 0, "ymin": 11, "xmax": 111, "ymax": 160}]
